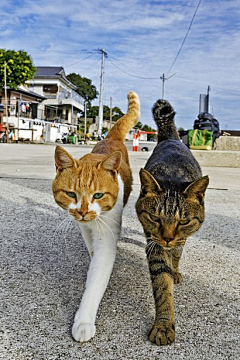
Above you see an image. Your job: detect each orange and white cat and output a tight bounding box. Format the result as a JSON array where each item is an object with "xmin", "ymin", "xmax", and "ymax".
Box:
[{"xmin": 52, "ymin": 91, "xmax": 140, "ymax": 342}]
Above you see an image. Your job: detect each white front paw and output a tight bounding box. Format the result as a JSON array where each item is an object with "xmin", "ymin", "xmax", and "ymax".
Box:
[{"xmin": 72, "ymin": 321, "xmax": 96, "ymax": 342}]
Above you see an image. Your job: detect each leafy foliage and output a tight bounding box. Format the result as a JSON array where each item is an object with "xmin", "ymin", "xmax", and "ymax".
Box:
[
  {"xmin": 135, "ymin": 121, "xmax": 157, "ymax": 140},
  {"xmin": 66, "ymin": 73, "xmax": 98, "ymax": 104},
  {"xmin": 0, "ymin": 49, "xmax": 36, "ymax": 89},
  {"xmin": 87, "ymin": 105, "xmax": 124, "ymax": 122},
  {"xmin": 135, "ymin": 121, "xmax": 143, "ymax": 129}
]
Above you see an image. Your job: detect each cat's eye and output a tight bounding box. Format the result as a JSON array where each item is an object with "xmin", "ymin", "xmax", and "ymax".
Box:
[
  {"xmin": 149, "ymin": 213, "xmax": 160, "ymax": 222},
  {"xmin": 179, "ymin": 219, "xmax": 190, "ymax": 225},
  {"xmin": 93, "ymin": 193, "xmax": 104, "ymax": 200},
  {"xmin": 66, "ymin": 191, "xmax": 77, "ymax": 199}
]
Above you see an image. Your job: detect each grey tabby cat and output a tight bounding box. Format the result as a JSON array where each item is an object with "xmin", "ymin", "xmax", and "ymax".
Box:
[{"xmin": 136, "ymin": 99, "xmax": 209, "ymax": 346}]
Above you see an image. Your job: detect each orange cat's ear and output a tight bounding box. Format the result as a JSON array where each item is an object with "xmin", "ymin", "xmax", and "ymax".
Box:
[
  {"xmin": 99, "ymin": 151, "xmax": 122, "ymax": 172},
  {"xmin": 184, "ymin": 175, "xmax": 209, "ymax": 202},
  {"xmin": 54, "ymin": 146, "xmax": 76, "ymax": 171},
  {"xmin": 139, "ymin": 169, "xmax": 162, "ymax": 194}
]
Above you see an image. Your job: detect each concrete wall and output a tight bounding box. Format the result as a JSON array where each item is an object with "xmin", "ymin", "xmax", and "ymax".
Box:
[{"xmin": 215, "ymin": 136, "xmax": 240, "ymax": 151}]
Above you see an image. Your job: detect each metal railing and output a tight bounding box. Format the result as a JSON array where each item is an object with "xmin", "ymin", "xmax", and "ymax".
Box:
[{"xmin": 57, "ymin": 89, "xmax": 84, "ymax": 105}]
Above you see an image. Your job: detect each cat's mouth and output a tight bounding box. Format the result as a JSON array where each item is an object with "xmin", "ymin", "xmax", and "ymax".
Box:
[
  {"xmin": 69, "ymin": 209, "xmax": 98, "ymax": 222},
  {"xmin": 151, "ymin": 236, "xmax": 185, "ymax": 248},
  {"xmin": 78, "ymin": 214, "xmax": 97, "ymax": 222}
]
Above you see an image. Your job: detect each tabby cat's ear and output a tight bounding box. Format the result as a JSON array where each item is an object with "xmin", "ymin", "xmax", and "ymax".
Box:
[
  {"xmin": 99, "ymin": 151, "xmax": 122, "ymax": 172},
  {"xmin": 54, "ymin": 146, "xmax": 77, "ymax": 171},
  {"xmin": 184, "ymin": 175, "xmax": 209, "ymax": 202},
  {"xmin": 139, "ymin": 169, "xmax": 162, "ymax": 194}
]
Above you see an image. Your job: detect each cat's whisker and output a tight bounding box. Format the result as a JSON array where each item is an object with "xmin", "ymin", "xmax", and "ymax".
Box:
[
  {"xmin": 53, "ymin": 217, "xmax": 71, "ymax": 238},
  {"xmin": 94, "ymin": 219, "xmax": 101, "ymax": 239},
  {"xmin": 147, "ymin": 242, "xmax": 156, "ymax": 259},
  {"xmin": 149, "ymin": 243, "xmax": 156, "ymax": 258},
  {"xmin": 145, "ymin": 241, "xmax": 153, "ymax": 250},
  {"xmin": 97, "ymin": 217, "xmax": 116, "ymax": 242},
  {"xmin": 148, "ymin": 244, "xmax": 155, "ymax": 258},
  {"xmin": 99, "ymin": 214, "xmax": 119, "ymax": 224},
  {"xmin": 146, "ymin": 242, "xmax": 155, "ymax": 257},
  {"xmin": 63, "ymin": 218, "xmax": 73, "ymax": 242},
  {"xmin": 145, "ymin": 239, "xmax": 155, "ymax": 250}
]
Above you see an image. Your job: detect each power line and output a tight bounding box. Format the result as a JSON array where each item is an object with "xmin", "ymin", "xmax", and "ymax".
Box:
[
  {"xmin": 78, "ymin": 57, "xmax": 101, "ymax": 73},
  {"xmin": 108, "ymin": 57, "xmax": 159, "ymax": 80},
  {"xmin": 65, "ymin": 52, "xmax": 98, "ymax": 68},
  {"xmin": 167, "ymin": 0, "xmax": 202, "ymax": 74},
  {"xmin": 110, "ymin": 54, "xmax": 159, "ymax": 80}
]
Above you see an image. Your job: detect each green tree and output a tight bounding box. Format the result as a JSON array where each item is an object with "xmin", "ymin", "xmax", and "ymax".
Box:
[
  {"xmin": 136, "ymin": 123, "xmax": 157, "ymax": 140},
  {"xmin": 135, "ymin": 121, "xmax": 143, "ymax": 129},
  {"xmin": 87, "ymin": 105, "xmax": 99, "ymax": 120},
  {"xmin": 141, "ymin": 124, "xmax": 155, "ymax": 132},
  {"xmin": 0, "ymin": 49, "xmax": 36, "ymax": 89},
  {"xmin": 112, "ymin": 106, "xmax": 124, "ymax": 122},
  {"xmin": 66, "ymin": 73, "xmax": 98, "ymax": 105},
  {"xmin": 87, "ymin": 105, "xmax": 124, "ymax": 122}
]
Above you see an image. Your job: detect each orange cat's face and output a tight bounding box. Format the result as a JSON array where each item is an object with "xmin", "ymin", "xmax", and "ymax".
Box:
[{"xmin": 52, "ymin": 147, "xmax": 121, "ymax": 223}]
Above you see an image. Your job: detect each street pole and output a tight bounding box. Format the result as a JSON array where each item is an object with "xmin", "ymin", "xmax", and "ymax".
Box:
[
  {"xmin": 71, "ymin": 103, "xmax": 74, "ymax": 132},
  {"xmin": 4, "ymin": 62, "xmax": 9, "ymax": 143},
  {"xmin": 207, "ymin": 85, "xmax": 210, "ymax": 113},
  {"xmin": 97, "ymin": 49, "xmax": 107, "ymax": 139},
  {"xmin": 110, "ymin": 96, "xmax": 112, "ymax": 129},
  {"xmin": 160, "ymin": 72, "xmax": 176, "ymax": 99},
  {"xmin": 160, "ymin": 73, "xmax": 165, "ymax": 99},
  {"xmin": 84, "ymin": 101, "xmax": 87, "ymax": 136}
]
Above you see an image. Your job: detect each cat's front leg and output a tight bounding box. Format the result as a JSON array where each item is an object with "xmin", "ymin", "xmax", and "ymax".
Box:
[
  {"xmin": 72, "ymin": 229, "xmax": 118, "ymax": 342},
  {"xmin": 148, "ymin": 249, "xmax": 175, "ymax": 346},
  {"xmin": 171, "ymin": 246, "xmax": 183, "ymax": 284}
]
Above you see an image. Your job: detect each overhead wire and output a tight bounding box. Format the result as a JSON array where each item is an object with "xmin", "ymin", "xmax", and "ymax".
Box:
[
  {"xmin": 108, "ymin": 57, "xmax": 159, "ymax": 80},
  {"xmin": 64, "ymin": 51, "xmax": 98, "ymax": 68},
  {"xmin": 109, "ymin": 54, "xmax": 159, "ymax": 80},
  {"xmin": 78, "ymin": 57, "xmax": 101, "ymax": 74},
  {"xmin": 167, "ymin": 0, "xmax": 202, "ymax": 74}
]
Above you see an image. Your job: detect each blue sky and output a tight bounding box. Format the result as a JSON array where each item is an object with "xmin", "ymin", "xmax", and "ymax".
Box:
[{"xmin": 1, "ymin": 0, "xmax": 239, "ymax": 130}]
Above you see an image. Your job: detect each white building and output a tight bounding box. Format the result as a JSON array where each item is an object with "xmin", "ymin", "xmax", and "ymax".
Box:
[{"xmin": 27, "ymin": 66, "xmax": 84, "ymax": 126}]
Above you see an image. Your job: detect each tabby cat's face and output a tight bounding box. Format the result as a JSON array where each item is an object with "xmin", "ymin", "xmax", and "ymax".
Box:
[
  {"xmin": 136, "ymin": 169, "xmax": 209, "ymax": 249},
  {"xmin": 52, "ymin": 146, "xmax": 121, "ymax": 223}
]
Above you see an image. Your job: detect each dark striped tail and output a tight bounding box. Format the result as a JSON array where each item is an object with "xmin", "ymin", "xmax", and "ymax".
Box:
[{"xmin": 152, "ymin": 99, "xmax": 179, "ymax": 143}]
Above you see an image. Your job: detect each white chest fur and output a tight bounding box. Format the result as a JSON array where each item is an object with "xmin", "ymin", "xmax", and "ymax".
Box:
[{"xmin": 72, "ymin": 174, "xmax": 124, "ymax": 342}]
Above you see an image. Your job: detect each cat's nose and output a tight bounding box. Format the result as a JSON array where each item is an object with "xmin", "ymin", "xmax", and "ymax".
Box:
[
  {"xmin": 162, "ymin": 237, "xmax": 174, "ymax": 244},
  {"xmin": 78, "ymin": 209, "xmax": 88, "ymax": 218}
]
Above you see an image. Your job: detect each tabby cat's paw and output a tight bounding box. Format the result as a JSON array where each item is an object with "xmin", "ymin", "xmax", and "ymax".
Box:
[
  {"xmin": 72, "ymin": 322, "xmax": 96, "ymax": 342},
  {"xmin": 173, "ymin": 272, "xmax": 183, "ymax": 284},
  {"xmin": 148, "ymin": 321, "xmax": 175, "ymax": 346}
]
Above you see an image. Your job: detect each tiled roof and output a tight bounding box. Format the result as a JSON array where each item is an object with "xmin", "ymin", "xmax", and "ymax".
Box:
[
  {"xmin": 33, "ymin": 66, "xmax": 77, "ymax": 90},
  {"xmin": 35, "ymin": 67, "xmax": 64, "ymax": 77},
  {"xmin": 17, "ymin": 86, "xmax": 46, "ymax": 99}
]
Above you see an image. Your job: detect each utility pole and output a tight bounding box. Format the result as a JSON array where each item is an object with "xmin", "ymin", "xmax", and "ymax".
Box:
[
  {"xmin": 207, "ymin": 85, "xmax": 210, "ymax": 113},
  {"xmin": 109, "ymin": 96, "xmax": 112, "ymax": 129},
  {"xmin": 4, "ymin": 62, "xmax": 9, "ymax": 143},
  {"xmin": 84, "ymin": 101, "xmax": 87, "ymax": 136},
  {"xmin": 160, "ymin": 72, "xmax": 176, "ymax": 99},
  {"xmin": 160, "ymin": 73, "xmax": 165, "ymax": 99},
  {"xmin": 97, "ymin": 49, "xmax": 107, "ymax": 139},
  {"xmin": 71, "ymin": 103, "xmax": 74, "ymax": 132}
]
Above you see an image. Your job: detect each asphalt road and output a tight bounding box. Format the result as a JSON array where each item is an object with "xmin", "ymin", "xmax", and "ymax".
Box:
[{"xmin": 0, "ymin": 143, "xmax": 239, "ymax": 360}]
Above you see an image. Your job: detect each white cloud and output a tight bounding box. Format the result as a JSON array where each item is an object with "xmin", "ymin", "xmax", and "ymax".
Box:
[{"xmin": 0, "ymin": 0, "xmax": 239, "ymax": 129}]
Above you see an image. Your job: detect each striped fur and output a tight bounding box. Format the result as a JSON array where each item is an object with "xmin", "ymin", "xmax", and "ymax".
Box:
[{"xmin": 136, "ymin": 99, "xmax": 209, "ymax": 346}]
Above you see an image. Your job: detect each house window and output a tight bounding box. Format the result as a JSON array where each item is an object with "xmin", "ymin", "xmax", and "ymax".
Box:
[{"xmin": 43, "ymin": 85, "xmax": 58, "ymax": 95}]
